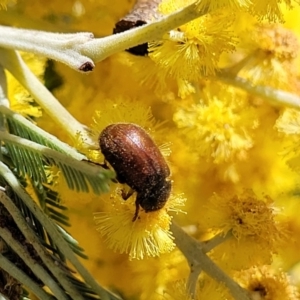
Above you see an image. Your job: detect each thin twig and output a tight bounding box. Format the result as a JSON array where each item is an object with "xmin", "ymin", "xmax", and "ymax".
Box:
[
  {"xmin": 171, "ymin": 222, "xmax": 251, "ymax": 300},
  {"xmin": 0, "ymin": 226, "xmax": 66, "ymax": 299},
  {"xmin": 217, "ymin": 71, "xmax": 300, "ymax": 109},
  {"xmin": 183, "ymin": 228, "xmax": 233, "ymax": 295},
  {"xmin": 0, "ymin": 253, "xmax": 54, "ymax": 300},
  {"xmin": 201, "ymin": 230, "xmax": 233, "ymax": 253},
  {"xmin": 187, "ymin": 263, "xmax": 202, "ymax": 298}
]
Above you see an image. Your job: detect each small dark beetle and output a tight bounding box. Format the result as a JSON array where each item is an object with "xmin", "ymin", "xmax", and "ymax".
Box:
[{"xmin": 99, "ymin": 123, "xmax": 171, "ymax": 221}]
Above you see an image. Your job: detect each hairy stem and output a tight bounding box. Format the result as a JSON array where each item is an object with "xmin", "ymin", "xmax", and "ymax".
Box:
[
  {"xmin": 201, "ymin": 230, "xmax": 233, "ymax": 253},
  {"xmin": 0, "ymin": 25, "xmax": 94, "ymax": 72}
]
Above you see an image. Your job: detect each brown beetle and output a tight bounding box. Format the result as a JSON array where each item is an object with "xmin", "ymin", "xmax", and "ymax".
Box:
[{"xmin": 99, "ymin": 123, "xmax": 171, "ymax": 221}]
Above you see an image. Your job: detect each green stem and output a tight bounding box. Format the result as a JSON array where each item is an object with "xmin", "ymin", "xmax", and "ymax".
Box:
[
  {"xmin": 0, "ymin": 131, "xmax": 112, "ymax": 193},
  {"xmin": 0, "ymin": 48, "xmax": 96, "ymax": 147},
  {"xmin": 0, "ymin": 163, "xmax": 121, "ymax": 300},
  {"xmin": 0, "ymin": 226, "xmax": 66, "ymax": 299},
  {"xmin": 0, "ymin": 131, "xmax": 86, "ymax": 170},
  {"xmin": 0, "ymin": 105, "xmax": 87, "ymax": 158},
  {"xmin": 0, "ymin": 253, "xmax": 54, "ymax": 300},
  {"xmin": 171, "ymin": 222, "xmax": 251, "ymax": 300}
]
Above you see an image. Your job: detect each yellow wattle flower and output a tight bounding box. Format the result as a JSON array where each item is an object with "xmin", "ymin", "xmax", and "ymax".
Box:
[
  {"xmin": 94, "ymin": 189, "xmax": 186, "ymax": 260},
  {"xmin": 251, "ymin": 0, "xmax": 291, "ymax": 21},
  {"xmin": 147, "ymin": 5, "xmax": 236, "ymax": 97},
  {"xmin": 236, "ymin": 265, "xmax": 299, "ymax": 300},
  {"xmin": 173, "ymin": 85, "xmax": 258, "ymax": 165},
  {"xmin": 276, "ymin": 108, "xmax": 300, "ymax": 135},
  {"xmin": 237, "ymin": 24, "xmax": 299, "ymax": 90},
  {"xmin": 199, "ymin": 190, "xmax": 287, "ymax": 269}
]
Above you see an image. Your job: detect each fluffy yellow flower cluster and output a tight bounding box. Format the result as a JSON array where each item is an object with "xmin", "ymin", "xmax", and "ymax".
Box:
[
  {"xmin": 236, "ymin": 265, "xmax": 299, "ymax": 300},
  {"xmin": 200, "ymin": 191, "xmax": 286, "ymax": 269}
]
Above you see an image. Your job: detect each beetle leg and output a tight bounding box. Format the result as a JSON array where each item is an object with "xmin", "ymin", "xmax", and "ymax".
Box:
[
  {"xmin": 121, "ymin": 188, "xmax": 135, "ymax": 200},
  {"xmin": 132, "ymin": 199, "xmax": 140, "ymax": 222}
]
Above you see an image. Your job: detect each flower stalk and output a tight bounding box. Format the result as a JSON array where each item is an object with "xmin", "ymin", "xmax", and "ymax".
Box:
[
  {"xmin": 218, "ymin": 71, "xmax": 300, "ymax": 109},
  {"xmin": 171, "ymin": 222, "xmax": 251, "ymax": 300}
]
